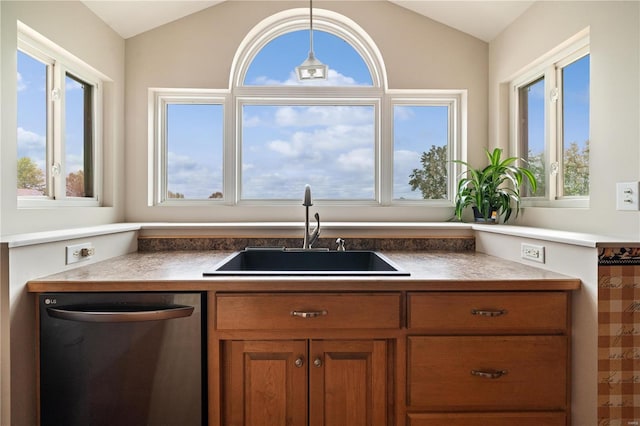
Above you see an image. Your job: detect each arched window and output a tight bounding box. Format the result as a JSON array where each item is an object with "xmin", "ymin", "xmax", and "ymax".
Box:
[
  {"xmin": 152, "ymin": 7, "xmax": 464, "ymax": 220},
  {"xmin": 244, "ymin": 30, "xmax": 373, "ymax": 86}
]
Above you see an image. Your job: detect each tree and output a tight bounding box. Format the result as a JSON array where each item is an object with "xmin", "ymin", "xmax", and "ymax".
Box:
[
  {"xmin": 564, "ymin": 140, "xmax": 589, "ymax": 196},
  {"xmin": 167, "ymin": 191, "xmax": 185, "ymax": 199},
  {"xmin": 408, "ymin": 145, "xmax": 448, "ymax": 199},
  {"xmin": 17, "ymin": 157, "xmax": 45, "ymax": 192},
  {"xmin": 66, "ymin": 170, "xmax": 85, "ymax": 197},
  {"xmin": 209, "ymin": 191, "xmax": 223, "ymax": 199},
  {"xmin": 525, "ymin": 151, "xmax": 545, "ymax": 197}
]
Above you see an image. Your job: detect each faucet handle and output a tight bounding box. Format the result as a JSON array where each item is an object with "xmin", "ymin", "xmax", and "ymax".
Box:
[{"xmin": 336, "ymin": 238, "xmax": 345, "ymax": 251}]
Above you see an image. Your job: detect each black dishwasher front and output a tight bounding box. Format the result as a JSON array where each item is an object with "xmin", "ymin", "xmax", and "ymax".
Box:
[{"xmin": 39, "ymin": 292, "xmax": 206, "ymax": 426}]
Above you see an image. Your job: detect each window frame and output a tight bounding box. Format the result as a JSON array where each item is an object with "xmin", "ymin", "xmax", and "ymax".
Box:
[
  {"xmin": 387, "ymin": 93, "xmax": 463, "ymax": 206},
  {"xmin": 150, "ymin": 89, "xmax": 231, "ymax": 206},
  {"xmin": 510, "ymin": 31, "xmax": 590, "ymax": 208},
  {"xmin": 150, "ymin": 9, "xmax": 467, "ymax": 215},
  {"xmin": 17, "ymin": 23, "xmax": 104, "ymax": 208}
]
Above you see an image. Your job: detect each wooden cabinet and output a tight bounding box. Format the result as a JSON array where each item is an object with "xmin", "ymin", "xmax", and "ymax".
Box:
[
  {"xmin": 212, "ymin": 290, "xmax": 572, "ymax": 426},
  {"xmin": 215, "ymin": 293, "xmax": 398, "ymax": 426},
  {"xmin": 406, "ymin": 291, "xmax": 570, "ymax": 425}
]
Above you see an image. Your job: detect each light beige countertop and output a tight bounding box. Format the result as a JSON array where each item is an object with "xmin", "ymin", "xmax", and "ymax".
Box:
[{"xmin": 27, "ymin": 250, "xmax": 581, "ymax": 293}]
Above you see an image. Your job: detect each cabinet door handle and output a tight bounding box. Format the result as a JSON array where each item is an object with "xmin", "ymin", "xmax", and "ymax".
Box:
[
  {"xmin": 294, "ymin": 356, "xmax": 305, "ymax": 368},
  {"xmin": 471, "ymin": 369, "xmax": 508, "ymax": 379},
  {"xmin": 471, "ymin": 308, "xmax": 506, "ymax": 317},
  {"xmin": 291, "ymin": 310, "xmax": 328, "ymax": 319},
  {"xmin": 313, "ymin": 357, "xmax": 323, "ymax": 368}
]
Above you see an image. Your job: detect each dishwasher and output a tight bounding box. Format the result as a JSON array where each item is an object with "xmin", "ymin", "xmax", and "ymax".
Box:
[{"xmin": 39, "ymin": 292, "xmax": 206, "ymax": 426}]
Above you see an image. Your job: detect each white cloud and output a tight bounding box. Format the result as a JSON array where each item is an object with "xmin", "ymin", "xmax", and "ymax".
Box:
[
  {"xmin": 17, "ymin": 72, "xmax": 26, "ymax": 91},
  {"xmin": 337, "ymin": 148, "xmax": 374, "ymax": 172},
  {"xmin": 65, "ymin": 153, "xmax": 84, "ymax": 175},
  {"xmin": 250, "ymin": 68, "xmax": 365, "ymax": 87},
  {"xmin": 166, "ymin": 152, "xmax": 223, "ymax": 198},
  {"xmin": 65, "ymin": 78, "xmax": 83, "ymax": 91},
  {"xmin": 394, "ymin": 106, "xmax": 415, "ymax": 121},
  {"xmin": 275, "ymin": 105, "xmax": 372, "ymax": 127},
  {"xmin": 17, "ymin": 127, "xmax": 45, "ymax": 153},
  {"xmin": 242, "ymin": 114, "xmax": 263, "ymax": 128}
]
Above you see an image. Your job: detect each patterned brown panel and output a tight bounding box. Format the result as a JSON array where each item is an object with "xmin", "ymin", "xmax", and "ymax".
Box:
[{"xmin": 598, "ymin": 248, "xmax": 640, "ymax": 426}]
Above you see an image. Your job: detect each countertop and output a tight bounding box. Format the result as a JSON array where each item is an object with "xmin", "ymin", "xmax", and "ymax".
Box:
[{"xmin": 27, "ymin": 250, "xmax": 581, "ymax": 292}]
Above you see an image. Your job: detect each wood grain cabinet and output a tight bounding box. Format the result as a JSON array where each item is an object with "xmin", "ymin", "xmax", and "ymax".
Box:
[
  {"xmin": 212, "ymin": 290, "xmax": 572, "ymax": 426},
  {"xmin": 406, "ymin": 291, "xmax": 570, "ymax": 426},
  {"xmin": 214, "ymin": 293, "xmax": 400, "ymax": 426}
]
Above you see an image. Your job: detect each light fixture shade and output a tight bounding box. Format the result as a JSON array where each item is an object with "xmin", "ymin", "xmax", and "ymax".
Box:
[{"xmin": 296, "ymin": 52, "xmax": 328, "ymax": 80}]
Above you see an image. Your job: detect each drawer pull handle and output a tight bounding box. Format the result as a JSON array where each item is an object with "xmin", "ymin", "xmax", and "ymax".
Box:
[
  {"xmin": 471, "ymin": 309, "xmax": 506, "ymax": 317},
  {"xmin": 294, "ymin": 357, "xmax": 304, "ymax": 368},
  {"xmin": 291, "ymin": 310, "xmax": 328, "ymax": 319},
  {"xmin": 313, "ymin": 357, "xmax": 323, "ymax": 368},
  {"xmin": 471, "ymin": 369, "xmax": 508, "ymax": 379}
]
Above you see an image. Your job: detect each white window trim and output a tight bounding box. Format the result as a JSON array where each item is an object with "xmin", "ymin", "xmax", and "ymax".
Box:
[
  {"xmin": 149, "ymin": 89, "xmax": 231, "ymax": 207},
  {"xmin": 230, "ymin": 8, "xmax": 387, "ymax": 90},
  {"xmin": 386, "ymin": 90, "xmax": 466, "ymax": 207},
  {"xmin": 509, "ymin": 28, "xmax": 590, "ymax": 208},
  {"xmin": 17, "ymin": 22, "xmax": 106, "ymax": 208}
]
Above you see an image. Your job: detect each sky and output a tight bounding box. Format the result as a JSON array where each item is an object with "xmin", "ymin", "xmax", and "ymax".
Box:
[{"xmin": 17, "ymin": 30, "xmax": 589, "ymax": 202}]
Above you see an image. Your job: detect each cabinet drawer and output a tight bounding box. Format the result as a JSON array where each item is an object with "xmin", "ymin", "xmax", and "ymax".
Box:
[
  {"xmin": 407, "ymin": 412, "xmax": 566, "ymax": 426},
  {"xmin": 407, "ymin": 292, "xmax": 567, "ymax": 333},
  {"xmin": 216, "ymin": 293, "xmax": 401, "ymax": 330},
  {"xmin": 407, "ymin": 335, "xmax": 567, "ymax": 410}
]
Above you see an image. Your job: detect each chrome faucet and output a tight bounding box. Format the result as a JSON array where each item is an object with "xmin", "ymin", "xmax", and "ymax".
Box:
[{"xmin": 302, "ymin": 184, "xmax": 321, "ymax": 249}]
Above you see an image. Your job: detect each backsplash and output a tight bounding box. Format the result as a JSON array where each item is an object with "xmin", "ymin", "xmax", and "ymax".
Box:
[
  {"xmin": 598, "ymin": 247, "xmax": 640, "ymax": 425},
  {"xmin": 138, "ymin": 236, "xmax": 475, "ymax": 252}
]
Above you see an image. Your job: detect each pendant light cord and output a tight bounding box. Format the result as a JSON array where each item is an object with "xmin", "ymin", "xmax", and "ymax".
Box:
[{"xmin": 309, "ymin": 0, "xmax": 314, "ymax": 54}]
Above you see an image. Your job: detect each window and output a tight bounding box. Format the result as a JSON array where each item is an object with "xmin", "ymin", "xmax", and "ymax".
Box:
[
  {"xmin": 161, "ymin": 100, "xmax": 224, "ymax": 201},
  {"xmin": 17, "ymin": 23, "xmax": 103, "ymax": 206},
  {"xmin": 152, "ymin": 9, "xmax": 465, "ymax": 211},
  {"xmin": 393, "ymin": 103, "xmax": 453, "ymax": 201},
  {"xmin": 240, "ymin": 103, "xmax": 376, "ymax": 200},
  {"xmin": 512, "ymin": 33, "xmax": 589, "ymax": 205}
]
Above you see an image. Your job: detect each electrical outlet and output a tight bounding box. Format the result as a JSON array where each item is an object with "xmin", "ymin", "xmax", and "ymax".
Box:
[
  {"xmin": 521, "ymin": 243, "xmax": 545, "ymax": 263},
  {"xmin": 616, "ymin": 182, "xmax": 640, "ymax": 210},
  {"xmin": 66, "ymin": 242, "xmax": 95, "ymax": 265}
]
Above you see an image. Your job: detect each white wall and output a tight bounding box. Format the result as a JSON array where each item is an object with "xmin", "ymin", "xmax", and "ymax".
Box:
[
  {"xmin": 123, "ymin": 0, "xmax": 489, "ymax": 223},
  {"xmin": 0, "ymin": 1, "xmax": 126, "ymax": 236},
  {"xmin": 475, "ymin": 230, "xmax": 599, "ymax": 426},
  {"xmin": 489, "ymin": 1, "xmax": 640, "ymax": 239}
]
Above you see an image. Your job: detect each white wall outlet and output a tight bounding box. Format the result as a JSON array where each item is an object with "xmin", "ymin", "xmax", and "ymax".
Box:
[
  {"xmin": 616, "ymin": 182, "xmax": 640, "ymax": 211},
  {"xmin": 66, "ymin": 242, "xmax": 95, "ymax": 265},
  {"xmin": 521, "ymin": 243, "xmax": 545, "ymax": 263}
]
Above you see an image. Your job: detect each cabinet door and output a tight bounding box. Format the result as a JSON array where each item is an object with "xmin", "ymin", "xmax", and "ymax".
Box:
[
  {"xmin": 222, "ymin": 340, "xmax": 308, "ymax": 426},
  {"xmin": 309, "ymin": 340, "xmax": 389, "ymax": 426}
]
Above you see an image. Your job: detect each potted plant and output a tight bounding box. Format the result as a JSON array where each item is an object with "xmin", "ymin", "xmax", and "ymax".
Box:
[{"xmin": 454, "ymin": 148, "xmax": 537, "ymax": 223}]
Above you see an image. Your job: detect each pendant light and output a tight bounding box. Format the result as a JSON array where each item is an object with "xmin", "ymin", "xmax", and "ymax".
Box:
[{"xmin": 296, "ymin": 0, "xmax": 328, "ymax": 80}]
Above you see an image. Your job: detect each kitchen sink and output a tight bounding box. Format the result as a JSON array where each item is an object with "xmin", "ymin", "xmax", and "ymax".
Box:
[{"xmin": 203, "ymin": 248, "xmax": 409, "ymax": 276}]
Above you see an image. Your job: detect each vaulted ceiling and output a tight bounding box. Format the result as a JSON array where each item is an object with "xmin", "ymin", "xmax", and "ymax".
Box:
[{"xmin": 81, "ymin": 0, "xmax": 533, "ymax": 41}]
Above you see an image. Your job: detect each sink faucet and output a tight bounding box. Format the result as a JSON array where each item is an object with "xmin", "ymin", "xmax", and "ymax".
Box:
[{"xmin": 302, "ymin": 184, "xmax": 321, "ymax": 249}]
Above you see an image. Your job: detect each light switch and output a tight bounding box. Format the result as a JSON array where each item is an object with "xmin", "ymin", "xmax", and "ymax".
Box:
[{"xmin": 616, "ymin": 182, "xmax": 640, "ymax": 211}]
